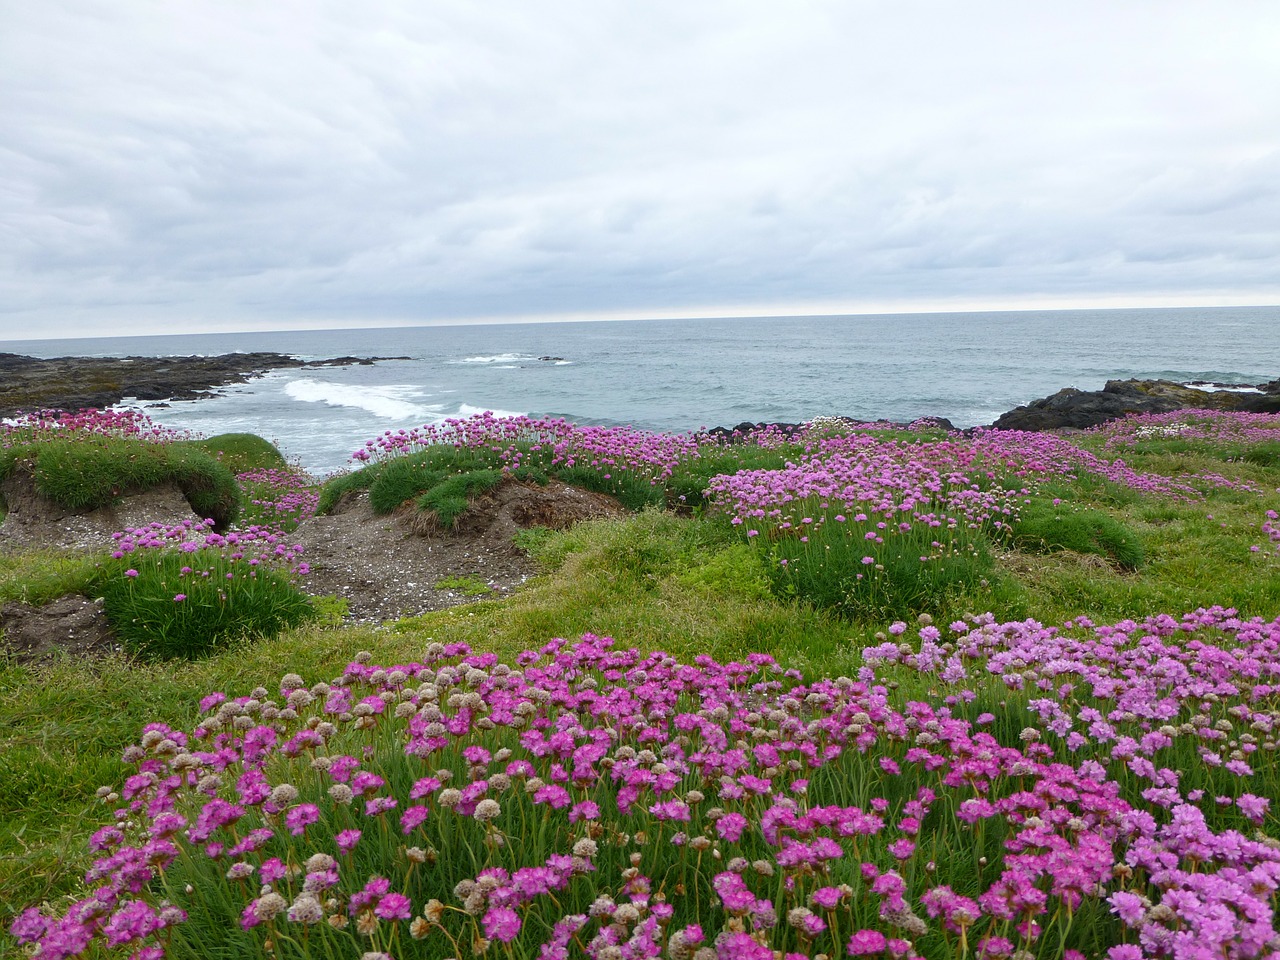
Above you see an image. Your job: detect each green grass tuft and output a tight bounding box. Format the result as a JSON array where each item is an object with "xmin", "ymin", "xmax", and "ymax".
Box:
[
  {"xmin": 3, "ymin": 437, "xmax": 240, "ymax": 529},
  {"xmin": 177, "ymin": 434, "xmax": 287, "ymax": 475},
  {"xmin": 0, "ymin": 550, "xmax": 102, "ymax": 606},
  {"xmin": 417, "ymin": 469, "xmax": 503, "ymax": 527},
  {"xmin": 96, "ymin": 554, "xmax": 314, "ymax": 659},
  {"xmin": 435, "ymin": 574, "xmax": 492, "ymax": 596},
  {"xmin": 1012, "ymin": 498, "xmax": 1145, "ymax": 570}
]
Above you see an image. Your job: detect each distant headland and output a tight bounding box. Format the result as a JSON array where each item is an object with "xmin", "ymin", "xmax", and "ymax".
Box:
[{"xmin": 0, "ymin": 352, "xmax": 408, "ymax": 418}]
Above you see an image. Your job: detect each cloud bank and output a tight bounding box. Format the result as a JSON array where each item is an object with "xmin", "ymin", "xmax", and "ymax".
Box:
[{"xmin": 2, "ymin": 1, "xmax": 1278, "ymax": 338}]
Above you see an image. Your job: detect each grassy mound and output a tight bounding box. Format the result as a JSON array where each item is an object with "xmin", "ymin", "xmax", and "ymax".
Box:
[
  {"xmin": 177, "ymin": 433, "xmax": 288, "ymax": 475},
  {"xmin": 1011, "ymin": 497, "xmax": 1145, "ymax": 569},
  {"xmin": 96, "ymin": 552, "xmax": 313, "ymax": 660},
  {"xmin": 0, "ymin": 436, "xmax": 240, "ymax": 529}
]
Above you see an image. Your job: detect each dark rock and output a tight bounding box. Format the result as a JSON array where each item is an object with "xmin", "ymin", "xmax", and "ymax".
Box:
[
  {"xmin": 909, "ymin": 416, "xmax": 957, "ymax": 432},
  {"xmin": 1237, "ymin": 379, "xmax": 1280, "ymax": 414},
  {"xmin": 704, "ymin": 415, "xmax": 958, "ymax": 440},
  {"xmin": 538, "ymin": 356, "xmax": 566, "ymax": 362},
  {"xmin": 991, "ymin": 378, "xmax": 1279, "ymax": 431},
  {"xmin": 704, "ymin": 421, "xmax": 807, "ymax": 443},
  {"xmin": 0, "ymin": 352, "xmax": 408, "ymax": 417}
]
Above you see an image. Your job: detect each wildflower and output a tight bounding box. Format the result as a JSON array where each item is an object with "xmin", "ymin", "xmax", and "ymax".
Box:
[
  {"xmin": 374, "ymin": 893, "xmax": 412, "ymax": 921},
  {"xmin": 474, "ymin": 799, "xmax": 502, "ymax": 822},
  {"xmin": 336, "ymin": 829, "xmax": 362, "ymax": 854},
  {"xmin": 423, "ymin": 898, "xmax": 446, "ymax": 923},
  {"xmin": 483, "ymin": 905, "xmax": 521, "ymax": 942},
  {"xmin": 284, "ymin": 803, "xmax": 320, "ymax": 836},
  {"xmin": 288, "ymin": 895, "xmax": 324, "ymax": 925}
]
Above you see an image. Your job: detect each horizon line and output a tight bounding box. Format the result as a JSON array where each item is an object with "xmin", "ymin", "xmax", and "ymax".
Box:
[{"xmin": 4, "ymin": 295, "xmax": 1279, "ymax": 345}]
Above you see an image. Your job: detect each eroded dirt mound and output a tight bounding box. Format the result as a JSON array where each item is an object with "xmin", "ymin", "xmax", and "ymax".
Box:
[
  {"xmin": 0, "ymin": 477, "xmax": 627, "ymax": 657},
  {"xmin": 0, "ymin": 595, "xmax": 118, "ymax": 660},
  {"xmin": 0, "ymin": 470, "xmax": 203, "ymax": 552},
  {"xmin": 288, "ymin": 479, "xmax": 626, "ymax": 623}
]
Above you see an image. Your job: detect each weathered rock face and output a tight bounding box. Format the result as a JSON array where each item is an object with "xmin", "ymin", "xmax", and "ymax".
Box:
[
  {"xmin": 0, "ymin": 470, "xmax": 202, "ymax": 552},
  {"xmin": 0, "ymin": 352, "xmax": 407, "ymax": 417},
  {"xmin": 703, "ymin": 416, "xmax": 959, "ymax": 442},
  {"xmin": 992, "ymin": 379, "xmax": 1280, "ymax": 432}
]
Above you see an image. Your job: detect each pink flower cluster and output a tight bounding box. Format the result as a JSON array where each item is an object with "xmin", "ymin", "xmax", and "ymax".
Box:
[
  {"xmin": 1, "ymin": 408, "xmax": 190, "ymax": 445},
  {"xmin": 351, "ymin": 411, "xmax": 706, "ymax": 480},
  {"xmin": 1091, "ymin": 409, "xmax": 1280, "ymax": 451},
  {"xmin": 109, "ymin": 518, "xmax": 308, "ymax": 576},
  {"xmin": 236, "ymin": 469, "xmax": 319, "ymax": 531},
  {"xmin": 869, "ymin": 606, "xmax": 1280, "ymax": 786},
  {"xmin": 706, "ymin": 432, "xmax": 1029, "ymax": 540},
  {"xmin": 15, "ymin": 614, "xmax": 1280, "ymax": 958}
]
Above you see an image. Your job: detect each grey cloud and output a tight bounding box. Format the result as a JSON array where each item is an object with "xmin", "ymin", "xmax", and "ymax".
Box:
[{"xmin": 2, "ymin": 0, "xmax": 1279, "ymax": 338}]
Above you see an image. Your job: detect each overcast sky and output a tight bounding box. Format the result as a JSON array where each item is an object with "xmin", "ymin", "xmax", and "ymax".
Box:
[{"xmin": 2, "ymin": 1, "xmax": 1278, "ymax": 340}]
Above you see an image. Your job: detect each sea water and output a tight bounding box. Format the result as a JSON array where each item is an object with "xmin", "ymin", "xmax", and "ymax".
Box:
[{"xmin": 3, "ymin": 306, "xmax": 1277, "ymax": 474}]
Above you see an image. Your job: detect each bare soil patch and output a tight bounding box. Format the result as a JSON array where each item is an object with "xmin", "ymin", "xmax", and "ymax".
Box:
[
  {"xmin": 295, "ymin": 479, "xmax": 625, "ymax": 622},
  {"xmin": 1, "ymin": 477, "xmax": 625, "ymax": 657},
  {"xmin": 0, "ymin": 595, "xmax": 118, "ymax": 660}
]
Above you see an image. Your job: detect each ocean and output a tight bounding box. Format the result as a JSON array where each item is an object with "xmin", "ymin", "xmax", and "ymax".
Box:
[{"xmin": 3, "ymin": 306, "xmax": 1277, "ymax": 475}]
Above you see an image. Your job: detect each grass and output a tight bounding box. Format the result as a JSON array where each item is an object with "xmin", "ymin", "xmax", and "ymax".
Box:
[
  {"xmin": 0, "ymin": 435, "xmax": 241, "ymax": 529},
  {"xmin": 2, "ymin": 417, "xmax": 1280, "ymax": 946},
  {"xmin": 177, "ymin": 433, "xmax": 288, "ymax": 475},
  {"xmin": 1010, "ymin": 498, "xmax": 1145, "ymax": 569},
  {"xmin": 434, "ymin": 573, "xmax": 492, "ymax": 596},
  {"xmin": 96, "ymin": 553, "xmax": 315, "ymax": 659},
  {"xmin": 0, "ymin": 550, "xmax": 100, "ymax": 606}
]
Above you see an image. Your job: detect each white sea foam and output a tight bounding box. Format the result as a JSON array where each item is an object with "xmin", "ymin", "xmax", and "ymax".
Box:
[
  {"xmin": 285, "ymin": 378, "xmax": 433, "ymax": 420},
  {"xmin": 1184, "ymin": 381, "xmax": 1263, "ymax": 394},
  {"xmin": 456, "ymin": 403, "xmax": 527, "ymax": 419},
  {"xmin": 450, "ymin": 353, "xmax": 537, "ymax": 364}
]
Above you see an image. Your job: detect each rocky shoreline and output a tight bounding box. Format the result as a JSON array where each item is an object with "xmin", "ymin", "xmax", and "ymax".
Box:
[
  {"xmin": 2, "ymin": 351, "xmax": 1278, "ymax": 433},
  {"xmin": 0, "ymin": 351, "xmax": 408, "ymax": 418},
  {"xmin": 712, "ymin": 378, "xmax": 1280, "ymax": 438}
]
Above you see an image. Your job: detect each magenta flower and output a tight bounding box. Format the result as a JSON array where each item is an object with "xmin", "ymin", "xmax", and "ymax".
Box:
[
  {"xmin": 335, "ymin": 828, "xmax": 361, "ymax": 854},
  {"xmin": 482, "ymin": 905, "xmax": 521, "ymax": 942},
  {"xmin": 847, "ymin": 929, "xmax": 888, "ymax": 955},
  {"xmin": 284, "ymin": 803, "xmax": 320, "ymax": 837},
  {"xmin": 374, "ymin": 892, "xmax": 411, "ymax": 921}
]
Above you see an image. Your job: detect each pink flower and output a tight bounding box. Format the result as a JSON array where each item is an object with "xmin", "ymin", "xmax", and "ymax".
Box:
[
  {"xmin": 483, "ymin": 905, "xmax": 521, "ymax": 942},
  {"xmin": 284, "ymin": 803, "xmax": 320, "ymax": 837},
  {"xmin": 374, "ymin": 893, "xmax": 411, "ymax": 921},
  {"xmin": 335, "ymin": 829, "xmax": 361, "ymax": 854},
  {"xmin": 847, "ymin": 929, "xmax": 888, "ymax": 955}
]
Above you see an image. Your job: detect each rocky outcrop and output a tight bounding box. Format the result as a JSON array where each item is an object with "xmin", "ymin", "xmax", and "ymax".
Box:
[
  {"xmin": 705, "ymin": 416, "xmax": 958, "ymax": 442},
  {"xmin": 0, "ymin": 352, "xmax": 408, "ymax": 417},
  {"xmin": 992, "ymin": 379, "xmax": 1280, "ymax": 432}
]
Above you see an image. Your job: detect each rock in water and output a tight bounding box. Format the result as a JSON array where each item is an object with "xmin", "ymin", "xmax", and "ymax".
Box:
[{"xmin": 992, "ymin": 378, "xmax": 1280, "ymax": 431}]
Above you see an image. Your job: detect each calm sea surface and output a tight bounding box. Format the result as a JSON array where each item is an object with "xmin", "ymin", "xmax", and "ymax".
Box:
[{"xmin": 3, "ymin": 307, "xmax": 1277, "ymax": 474}]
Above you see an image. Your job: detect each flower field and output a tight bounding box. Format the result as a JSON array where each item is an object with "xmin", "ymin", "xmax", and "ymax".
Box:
[{"xmin": 4, "ymin": 407, "xmax": 1280, "ymax": 958}]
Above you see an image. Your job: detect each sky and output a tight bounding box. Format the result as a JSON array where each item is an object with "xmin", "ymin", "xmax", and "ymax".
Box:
[{"xmin": 2, "ymin": 1, "xmax": 1279, "ymax": 340}]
